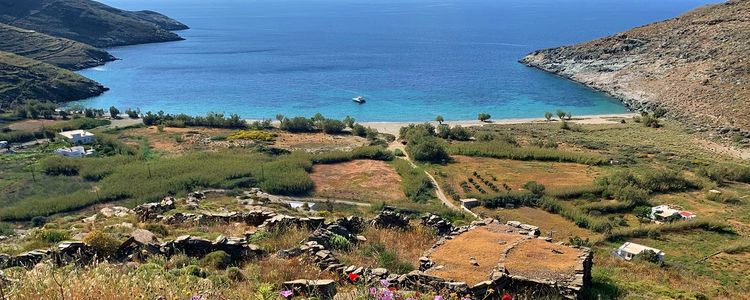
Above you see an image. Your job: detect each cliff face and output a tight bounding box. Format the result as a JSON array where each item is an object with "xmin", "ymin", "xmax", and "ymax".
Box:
[
  {"xmin": 0, "ymin": 51, "xmax": 107, "ymax": 105},
  {"xmin": 0, "ymin": 23, "xmax": 116, "ymax": 70},
  {"xmin": 0, "ymin": 0, "xmax": 188, "ymax": 48},
  {"xmin": 520, "ymin": 0, "xmax": 750, "ymax": 133}
]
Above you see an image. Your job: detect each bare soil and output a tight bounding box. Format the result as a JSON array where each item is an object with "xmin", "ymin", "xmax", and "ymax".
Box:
[
  {"xmin": 310, "ymin": 160, "xmax": 406, "ymax": 204},
  {"xmin": 273, "ymin": 132, "xmax": 368, "ymax": 152}
]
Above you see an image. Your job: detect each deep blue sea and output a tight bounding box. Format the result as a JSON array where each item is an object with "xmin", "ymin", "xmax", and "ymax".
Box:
[{"xmin": 74, "ymin": 0, "xmax": 721, "ymax": 121}]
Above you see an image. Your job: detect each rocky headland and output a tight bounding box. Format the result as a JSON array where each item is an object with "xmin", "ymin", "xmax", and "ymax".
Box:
[
  {"xmin": 521, "ymin": 0, "xmax": 750, "ymax": 137},
  {"xmin": 0, "ymin": 23, "xmax": 115, "ymax": 71},
  {"xmin": 0, "ymin": 0, "xmax": 187, "ymax": 105},
  {"xmin": 0, "ymin": 51, "xmax": 107, "ymax": 105}
]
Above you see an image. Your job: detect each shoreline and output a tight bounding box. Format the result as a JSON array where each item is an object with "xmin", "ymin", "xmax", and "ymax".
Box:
[{"xmin": 356, "ymin": 113, "xmax": 638, "ymax": 135}]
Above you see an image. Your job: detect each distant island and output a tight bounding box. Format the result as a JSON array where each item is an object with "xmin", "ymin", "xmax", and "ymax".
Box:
[
  {"xmin": 0, "ymin": 0, "xmax": 187, "ymax": 106},
  {"xmin": 521, "ymin": 0, "xmax": 750, "ymax": 137}
]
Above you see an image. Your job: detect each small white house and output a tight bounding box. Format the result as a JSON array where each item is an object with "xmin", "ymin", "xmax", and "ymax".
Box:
[
  {"xmin": 0, "ymin": 141, "xmax": 7, "ymax": 148},
  {"xmin": 615, "ymin": 242, "xmax": 665, "ymax": 262},
  {"xmin": 650, "ymin": 205, "xmax": 681, "ymax": 222},
  {"xmin": 54, "ymin": 146, "xmax": 93, "ymax": 158},
  {"xmin": 59, "ymin": 130, "xmax": 95, "ymax": 145},
  {"xmin": 460, "ymin": 198, "xmax": 480, "ymax": 209}
]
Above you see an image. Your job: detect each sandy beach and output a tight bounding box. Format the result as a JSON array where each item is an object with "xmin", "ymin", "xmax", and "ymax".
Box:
[{"xmin": 358, "ymin": 113, "xmax": 638, "ymax": 135}]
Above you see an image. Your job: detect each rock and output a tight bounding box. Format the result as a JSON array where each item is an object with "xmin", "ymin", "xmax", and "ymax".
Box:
[
  {"xmin": 506, "ymin": 221, "xmax": 522, "ymax": 228},
  {"xmin": 277, "ymin": 247, "xmax": 303, "ymax": 259},
  {"xmin": 370, "ymin": 211, "xmax": 409, "ymax": 230},
  {"xmin": 130, "ymin": 229, "xmax": 158, "ymax": 244},
  {"xmin": 421, "ymin": 214, "xmax": 454, "ymax": 236},
  {"xmin": 281, "ymin": 279, "xmax": 337, "ymax": 300},
  {"xmin": 469, "ymin": 257, "xmax": 479, "ymax": 266},
  {"xmin": 371, "ymin": 268, "xmax": 389, "ymax": 277}
]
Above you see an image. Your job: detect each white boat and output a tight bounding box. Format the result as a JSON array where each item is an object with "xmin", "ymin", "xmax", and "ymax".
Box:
[{"xmin": 352, "ymin": 96, "xmax": 366, "ymax": 104}]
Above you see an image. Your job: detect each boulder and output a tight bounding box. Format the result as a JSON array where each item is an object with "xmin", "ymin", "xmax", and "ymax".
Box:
[
  {"xmin": 371, "ymin": 211, "xmax": 410, "ymax": 230},
  {"xmin": 281, "ymin": 279, "xmax": 337, "ymax": 299},
  {"xmin": 130, "ymin": 229, "xmax": 158, "ymax": 244}
]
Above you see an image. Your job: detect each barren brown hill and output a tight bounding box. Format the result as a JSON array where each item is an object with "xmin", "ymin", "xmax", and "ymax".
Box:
[
  {"xmin": 521, "ymin": 0, "xmax": 750, "ymax": 134},
  {"xmin": 0, "ymin": 23, "xmax": 115, "ymax": 70}
]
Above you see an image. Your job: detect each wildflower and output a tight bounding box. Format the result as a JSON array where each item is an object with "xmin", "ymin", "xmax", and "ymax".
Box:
[
  {"xmin": 379, "ymin": 289, "xmax": 394, "ymax": 300},
  {"xmin": 348, "ymin": 272, "xmax": 360, "ymax": 282},
  {"xmin": 435, "ymin": 296, "xmax": 443, "ymax": 300},
  {"xmin": 370, "ymin": 287, "xmax": 377, "ymax": 296},
  {"xmin": 280, "ymin": 290, "xmax": 294, "ymax": 298},
  {"xmin": 502, "ymin": 293, "xmax": 512, "ymax": 300},
  {"xmin": 380, "ymin": 279, "xmax": 390, "ymax": 287}
]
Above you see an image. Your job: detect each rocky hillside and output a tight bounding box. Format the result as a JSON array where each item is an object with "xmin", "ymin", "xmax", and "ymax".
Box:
[
  {"xmin": 521, "ymin": 0, "xmax": 750, "ymax": 134},
  {"xmin": 0, "ymin": 51, "xmax": 107, "ymax": 105},
  {"xmin": 0, "ymin": 0, "xmax": 188, "ymax": 48},
  {"xmin": 0, "ymin": 23, "xmax": 115, "ymax": 70}
]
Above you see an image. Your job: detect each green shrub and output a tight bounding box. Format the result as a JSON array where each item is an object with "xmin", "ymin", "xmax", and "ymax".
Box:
[
  {"xmin": 201, "ymin": 251, "xmax": 233, "ymax": 269},
  {"xmin": 635, "ymin": 249, "xmax": 662, "ymax": 265},
  {"xmin": 40, "ymin": 157, "xmax": 81, "ymax": 176},
  {"xmin": 182, "ymin": 265, "xmax": 208, "ymax": 278},
  {"xmin": 329, "ymin": 234, "xmax": 353, "ymax": 250},
  {"xmin": 321, "ymin": 119, "xmax": 346, "ymax": 134},
  {"xmin": 30, "ymin": 216, "xmax": 47, "ymax": 227},
  {"xmin": 393, "ymin": 149, "xmax": 404, "ymax": 157},
  {"xmin": 449, "ymin": 140, "xmax": 606, "ymax": 165},
  {"xmin": 33, "ymin": 229, "xmax": 70, "ymax": 244},
  {"xmin": 144, "ymin": 224, "xmax": 169, "ymax": 237},
  {"xmin": 352, "ymin": 146, "xmax": 394, "ymax": 161},
  {"xmin": 392, "ymin": 159, "xmax": 434, "ymax": 202},
  {"xmin": 226, "ymin": 267, "xmax": 246, "ymax": 282},
  {"xmin": 523, "ymin": 181, "xmax": 546, "ymax": 196},
  {"xmin": 0, "ymin": 223, "xmax": 14, "ymax": 236},
  {"xmin": 478, "ymin": 192, "xmax": 538, "ymax": 208},
  {"xmin": 697, "ymin": 163, "xmax": 750, "ymax": 184},
  {"xmin": 407, "ymin": 137, "xmax": 450, "ymax": 163},
  {"xmin": 135, "ymin": 263, "xmax": 165, "ymax": 278},
  {"xmin": 705, "ymin": 191, "xmax": 742, "ymax": 204},
  {"xmin": 83, "ymin": 230, "xmax": 121, "ymax": 257}
]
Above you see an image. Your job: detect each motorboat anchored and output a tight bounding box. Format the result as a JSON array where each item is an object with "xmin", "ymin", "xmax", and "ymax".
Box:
[{"xmin": 352, "ymin": 96, "xmax": 366, "ymax": 104}]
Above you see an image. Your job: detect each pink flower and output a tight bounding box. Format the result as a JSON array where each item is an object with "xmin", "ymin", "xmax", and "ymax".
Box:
[
  {"xmin": 435, "ymin": 296, "xmax": 443, "ymax": 300},
  {"xmin": 380, "ymin": 279, "xmax": 390, "ymax": 287},
  {"xmin": 280, "ymin": 290, "xmax": 294, "ymax": 298},
  {"xmin": 370, "ymin": 287, "xmax": 377, "ymax": 296}
]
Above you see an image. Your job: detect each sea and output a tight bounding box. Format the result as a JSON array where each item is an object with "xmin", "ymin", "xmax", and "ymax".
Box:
[{"xmin": 73, "ymin": 0, "xmax": 722, "ymax": 121}]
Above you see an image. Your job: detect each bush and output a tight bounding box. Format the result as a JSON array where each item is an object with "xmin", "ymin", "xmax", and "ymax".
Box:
[
  {"xmin": 83, "ymin": 230, "xmax": 121, "ymax": 257},
  {"xmin": 0, "ymin": 223, "xmax": 13, "ymax": 236},
  {"xmin": 321, "ymin": 119, "xmax": 346, "ymax": 134},
  {"xmin": 706, "ymin": 191, "xmax": 741, "ymax": 204},
  {"xmin": 635, "ymin": 249, "xmax": 662, "ymax": 265},
  {"xmin": 523, "ymin": 181, "xmax": 546, "ymax": 196},
  {"xmin": 144, "ymin": 224, "xmax": 169, "ymax": 237},
  {"xmin": 226, "ymin": 130, "xmax": 277, "ymax": 141},
  {"xmin": 407, "ymin": 137, "xmax": 450, "ymax": 163},
  {"xmin": 226, "ymin": 267, "xmax": 245, "ymax": 282},
  {"xmin": 30, "ymin": 216, "xmax": 47, "ymax": 227},
  {"xmin": 697, "ymin": 163, "xmax": 750, "ymax": 184},
  {"xmin": 182, "ymin": 265, "xmax": 209, "ymax": 278},
  {"xmin": 280, "ymin": 116, "xmax": 315, "ymax": 132},
  {"xmin": 40, "ymin": 157, "xmax": 81, "ymax": 176},
  {"xmin": 478, "ymin": 113, "xmax": 491, "ymax": 122},
  {"xmin": 33, "ymin": 229, "xmax": 70, "ymax": 244},
  {"xmin": 450, "ymin": 140, "xmax": 606, "ymax": 165},
  {"xmin": 392, "ymin": 159, "xmax": 434, "ymax": 202},
  {"xmin": 201, "ymin": 251, "xmax": 233, "ymax": 269},
  {"xmin": 142, "ymin": 111, "xmax": 246, "ymax": 129},
  {"xmin": 393, "ymin": 149, "xmax": 404, "ymax": 157},
  {"xmin": 352, "ymin": 146, "xmax": 394, "ymax": 161},
  {"xmin": 329, "ymin": 234, "xmax": 353, "ymax": 250}
]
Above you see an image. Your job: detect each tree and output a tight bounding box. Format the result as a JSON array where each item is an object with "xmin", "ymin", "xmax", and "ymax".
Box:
[
  {"xmin": 556, "ymin": 109, "xmax": 566, "ymax": 120},
  {"xmin": 275, "ymin": 114, "xmax": 285, "ymax": 122},
  {"xmin": 58, "ymin": 110, "xmax": 69, "ymax": 120},
  {"xmin": 352, "ymin": 124, "xmax": 367, "ymax": 137},
  {"xmin": 84, "ymin": 108, "xmax": 95, "ymax": 118},
  {"xmin": 109, "ymin": 106, "xmax": 120, "ymax": 119},
  {"xmin": 478, "ymin": 113, "xmax": 491, "ymax": 122},
  {"xmin": 343, "ymin": 116, "xmax": 355, "ymax": 128},
  {"xmin": 321, "ymin": 119, "xmax": 346, "ymax": 134},
  {"xmin": 544, "ymin": 112, "xmax": 553, "ymax": 121},
  {"xmin": 408, "ymin": 137, "xmax": 450, "ymax": 163},
  {"xmin": 435, "ymin": 115, "xmax": 444, "ymax": 125},
  {"xmin": 565, "ymin": 112, "xmax": 572, "ymax": 120}
]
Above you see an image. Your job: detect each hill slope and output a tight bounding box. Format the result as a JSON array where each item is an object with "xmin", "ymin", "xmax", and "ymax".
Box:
[
  {"xmin": 0, "ymin": 0, "xmax": 188, "ymax": 48},
  {"xmin": 0, "ymin": 23, "xmax": 115, "ymax": 70},
  {"xmin": 521, "ymin": 0, "xmax": 750, "ymax": 134},
  {"xmin": 0, "ymin": 51, "xmax": 107, "ymax": 105}
]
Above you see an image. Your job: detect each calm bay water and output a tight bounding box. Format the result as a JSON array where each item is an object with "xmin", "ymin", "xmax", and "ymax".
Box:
[{"xmin": 74, "ymin": 0, "xmax": 720, "ymax": 121}]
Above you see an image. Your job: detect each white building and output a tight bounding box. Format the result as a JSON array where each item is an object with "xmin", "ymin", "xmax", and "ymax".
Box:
[
  {"xmin": 54, "ymin": 146, "xmax": 93, "ymax": 158},
  {"xmin": 59, "ymin": 130, "xmax": 95, "ymax": 144},
  {"xmin": 0, "ymin": 141, "xmax": 7, "ymax": 148},
  {"xmin": 615, "ymin": 242, "xmax": 665, "ymax": 262},
  {"xmin": 650, "ymin": 205, "xmax": 681, "ymax": 222}
]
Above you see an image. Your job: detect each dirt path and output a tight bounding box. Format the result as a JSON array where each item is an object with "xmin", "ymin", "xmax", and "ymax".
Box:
[{"xmin": 389, "ymin": 142, "xmax": 477, "ymax": 218}]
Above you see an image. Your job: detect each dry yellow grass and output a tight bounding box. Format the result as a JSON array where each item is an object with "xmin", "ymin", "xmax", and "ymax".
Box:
[{"xmin": 474, "ymin": 206, "xmax": 602, "ymax": 242}]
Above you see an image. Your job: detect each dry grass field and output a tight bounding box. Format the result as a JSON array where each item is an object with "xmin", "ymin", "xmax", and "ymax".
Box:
[
  {"xmin": 310, "ymin": 160, "xmax": 407, "ymax": 204},
  {"xmin": 474, "ymin": 206, "xmax": 602, "ymax": 242}
]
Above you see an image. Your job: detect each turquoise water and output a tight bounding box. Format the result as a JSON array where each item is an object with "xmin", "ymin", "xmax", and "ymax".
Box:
[{"xmin": 74, "ymin": 0, "xmax": 720, "ymax": 121}]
